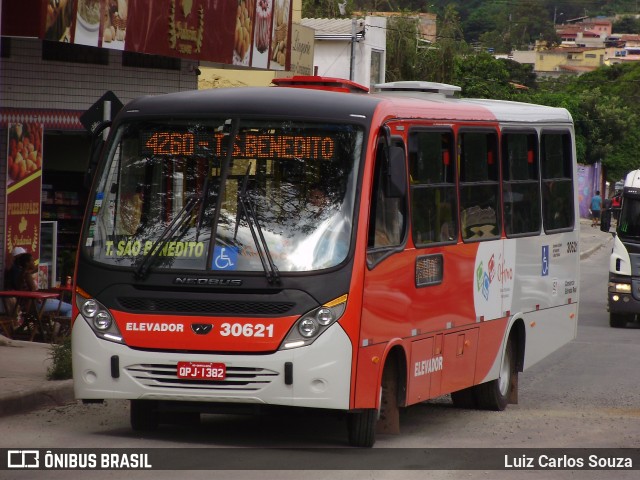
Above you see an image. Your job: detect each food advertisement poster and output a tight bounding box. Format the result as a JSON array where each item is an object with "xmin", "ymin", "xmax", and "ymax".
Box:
[
  {"xmin": 5, "ymin": 123, "xmax": 43, "ymax": 265},
  {"xmin": 41, "ymin": 0, "xmax": 292, "ymax": 70}
]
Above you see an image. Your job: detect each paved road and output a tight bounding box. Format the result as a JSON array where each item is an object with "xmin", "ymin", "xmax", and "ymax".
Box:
[{"xmin": 1, "ymin": 219, "xmax": 637, "ymax": 479}]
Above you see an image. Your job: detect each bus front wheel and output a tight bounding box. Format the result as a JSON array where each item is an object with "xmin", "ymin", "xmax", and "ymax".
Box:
[
  {"xmin": 347, "ymin": 409, "xmax": 377, "ymax": 447},
  {"xmin": 130, "ymin": 400, "xmax": 159, "ymax": 431},
  {"xmin": 347, "ymin": 359, "xmax": 400, "ymax": 447}
]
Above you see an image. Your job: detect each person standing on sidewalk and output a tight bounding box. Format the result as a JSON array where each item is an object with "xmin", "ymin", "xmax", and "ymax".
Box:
[{"xmin": 590, "ymin": 190, "xmax": 602, "ymax": 227}]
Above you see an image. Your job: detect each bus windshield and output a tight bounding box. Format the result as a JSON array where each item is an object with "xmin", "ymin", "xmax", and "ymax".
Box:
[
  {"xmin": 618, "ymin": 195, "xmax": 640, "ymax": 239},
  {"xmin": 83, "ymin": 119, "xmax": 364, "ymax": 273}
]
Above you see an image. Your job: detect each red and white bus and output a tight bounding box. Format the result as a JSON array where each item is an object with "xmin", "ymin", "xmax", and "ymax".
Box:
[{"xmin": 72, "ymin": 77, "xmax": 579, "ymax": 447}]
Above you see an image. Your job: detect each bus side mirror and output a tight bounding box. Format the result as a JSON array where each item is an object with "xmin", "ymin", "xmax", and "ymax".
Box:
[{"xmin": 385, "ymin": 146, "xmax": 407, "ymax": 198}]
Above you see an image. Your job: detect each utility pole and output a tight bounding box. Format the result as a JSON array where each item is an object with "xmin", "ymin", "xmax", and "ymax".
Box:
[{"xmin": 350, "ymin": 18, "xmax": 356, "ymax": 81}]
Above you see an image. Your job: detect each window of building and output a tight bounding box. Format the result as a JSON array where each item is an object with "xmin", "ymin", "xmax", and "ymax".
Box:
[
  {"xmin": 409, "ymin": 130, "xmax": 457, "ymax": 246},
  {"xmin": 502, "ymin": 132, "xmax": 541, "ymax": 236},
  {"xmin": 459, "ymin": 131, "xmax": 500, "ymax": 241},
  {"xmin": 370, "ymin": 50, "xmax": 383, "ymax": 86},
  {"xmin": 541, "ymin": 131, "xmax": 574, "ymax": 231},
  {"xmin": 42, "ymin": 42, "xmax": 109, "ymax": 65}
]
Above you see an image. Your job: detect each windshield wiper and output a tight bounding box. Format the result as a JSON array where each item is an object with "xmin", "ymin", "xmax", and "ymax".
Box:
[
  {"xmin": 195, "ymin": 156, "xmax": 215, "ymax": 241},
  {"xmin": 235, "ymin": 165, "xmax": 280, "ymax": 284},
  {"xmin": 134, "ymin": 196, "xmax": 199, "ymax": 280}
]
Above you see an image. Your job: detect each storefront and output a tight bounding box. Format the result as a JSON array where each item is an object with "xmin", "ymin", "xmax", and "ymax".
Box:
[{"xmin": 1, "ymin": 0, "xmax": 293, "ymax": 289}]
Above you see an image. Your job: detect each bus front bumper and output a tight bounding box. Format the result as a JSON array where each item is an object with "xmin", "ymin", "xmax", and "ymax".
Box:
[
  {"xmin": 608, "ymin": 291, "xmax": 640, "ymax": 315},
  {"xmin": 72, "ymin": 316, "xmax": 353, "ymax": 410}
]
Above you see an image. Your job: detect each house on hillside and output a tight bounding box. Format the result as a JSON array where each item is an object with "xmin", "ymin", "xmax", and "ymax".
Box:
[
  {"xmin": 535, "ymin": 47, "xmax": 606, "ymax": 77},
  {"xmin": 607, "ymin": 34, "xmax": 640, "ymax": 64}
]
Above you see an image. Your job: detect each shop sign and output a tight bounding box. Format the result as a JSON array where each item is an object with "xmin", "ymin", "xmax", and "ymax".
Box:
[
  {"xmin": 288, "ymin": 24, "xmax": 315, "ymax": 76},
  {"xmin": 40, "ymin": 0, "xmax": 292, "ymax": 71},
  {"xmin": 5, "ymin": 122, "xmax": 43, "ymax": 265}
]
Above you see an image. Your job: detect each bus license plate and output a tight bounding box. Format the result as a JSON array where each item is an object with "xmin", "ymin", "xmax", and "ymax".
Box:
[{"xmin": 176, "ymin": 362, "xmax": 226, "ymax": 380}]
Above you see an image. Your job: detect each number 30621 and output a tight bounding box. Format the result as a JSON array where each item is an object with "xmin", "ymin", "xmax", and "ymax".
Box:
[{"xmin": 219, "ymin": 323, "xmax": 274, "ymax": 337}]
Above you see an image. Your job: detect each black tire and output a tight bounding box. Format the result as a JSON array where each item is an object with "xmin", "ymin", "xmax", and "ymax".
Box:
[
  {"xmin": 130, "ymin": 400, "xmax": 159, "ymax": 431},
  {"xmin": 475, "ymin": 336, "xmax": 517, "ymax": 411},
  {"xmin": 347, "ymin": 408, "xmax": 377, "ymax": 447},
  {"xmin": 347, "ymin": 359, "xmax": 401, "ymax": 447},
  {"xmin": 610, "ymin": 313, "xmax": 630, "ymax": 328}
]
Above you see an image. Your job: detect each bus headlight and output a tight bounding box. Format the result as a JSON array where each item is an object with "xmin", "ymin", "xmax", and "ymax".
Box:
[
  {"xmin": 316, "ymin": 307, "xmax": 333, "ymax": 326},
  {"xmin": 94, "ymin": 311, "xmax": 113, "ymax": 330},
  {"xmin": 281, "ymin": 294, "xmax": 347, "ymax": 350},
  {"xmin": 609, "ymin": 282, "xmax": 631, "ymax": 293},
  {"xmin": 76, "ymin": 288, "xmax": 123, "ymax": 343},
  {"xmin": 81, "ymin": 299, "xmax": 99, "ymax": 318},
  {"xmin": 298, "ymin": 318, "xmax": 318, "ymax": 337}
]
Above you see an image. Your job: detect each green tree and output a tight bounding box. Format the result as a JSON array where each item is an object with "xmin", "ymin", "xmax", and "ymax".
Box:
[
  {"xmin": 463, "ymin": 3, "xmax": 504, "ymax": 44},
  {"xmin": 530, "ymin": 78, "xmax": 638, "ymax": 180},
  {"xmin": 453, "ymin": 53, "xmax": 511, "ymax": 98},
  {"xmin": 428, "ymin": 5, "xmax": 468, "ymax": 83},
  {"xmin": 613, "ymin": 15, "xmax": 640, "ymax": 33},
  {"xmin": 385, "ymin": 14, "xmax": 421, "ymax": 82},
  {"xmin": 575, "ymin": 89, "xmax": 635, "ymax": 165}
]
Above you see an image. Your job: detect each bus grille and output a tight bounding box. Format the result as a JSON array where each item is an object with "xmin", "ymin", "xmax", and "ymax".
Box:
[
  {"xmin": 125, "ymin": 363, "xmax": 279, "ymax": 391},
  {"xmin": 117, "ymin": 297, "xmax": 295, "ymax": 316}
]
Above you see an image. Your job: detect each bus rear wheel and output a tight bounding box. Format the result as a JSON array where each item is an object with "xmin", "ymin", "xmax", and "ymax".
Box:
[
  {"xmin": 475, "ymin": 336, "xmax": 516, "ymax": 411},
  {"xmin": 130, "ymin": 400, "xmax": 159, "ymax": 431},
  {"xmin": 610, "ymin": 313, "xmax": 631, "ymax": 328}
]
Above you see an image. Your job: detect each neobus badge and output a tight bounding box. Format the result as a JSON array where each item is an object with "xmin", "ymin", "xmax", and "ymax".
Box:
[{"xmin": 173, "ymin": 277, "xmax": 243, "ymax": 286}]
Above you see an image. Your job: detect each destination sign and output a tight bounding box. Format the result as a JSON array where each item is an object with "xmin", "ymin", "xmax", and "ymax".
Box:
[{"xmin": 141, "ymin": 131, "xmax": 336, "ymax": 161}]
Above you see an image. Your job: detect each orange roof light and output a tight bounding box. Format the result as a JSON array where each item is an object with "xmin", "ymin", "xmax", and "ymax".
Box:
[{"xmin": 272, "ymin": 76, "xmax": 369, "ymax": 93}]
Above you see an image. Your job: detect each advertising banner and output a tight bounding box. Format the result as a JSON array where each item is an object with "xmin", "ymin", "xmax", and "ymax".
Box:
[
  {"xmin": 5, "ymin": 122, "xmax": 43, "ymax": 265},
  {"xmin": 41, "ymin": 0, "xmax": 292, "ymax": 70}
]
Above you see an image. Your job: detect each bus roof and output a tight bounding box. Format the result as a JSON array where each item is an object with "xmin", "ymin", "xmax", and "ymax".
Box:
[
  {"xmin": 118, "ymin": 84, "xmax": 573, "ymax": 127},
  {"xmin": 369, "ymin": 89, "xmax": 573, "ymax": 125}
]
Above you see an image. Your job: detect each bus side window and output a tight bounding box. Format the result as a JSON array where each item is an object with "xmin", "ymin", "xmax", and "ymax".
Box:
[
  {"xmin": 502, "ymin": 132, "xmax": 541, "ymax": 237},
  {"xmin": 367, "ymin": 142, "xmax": 407, "ymax": 264},
  {"xmin": 459, "ymin": 131, "xmax": 501, "ymax": 241},
  {"xmin": 409, "ymin": 130, "xmax": 457, "ymax": 245},
  {"xmin": 541, "ymin": 132, "xmax": 574, "ymax": 231}
]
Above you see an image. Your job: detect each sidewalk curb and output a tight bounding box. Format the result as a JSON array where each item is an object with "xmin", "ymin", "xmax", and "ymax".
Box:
[{"xmin": 0, "ymin": 379, "xmax": 75, "ymax": 417}]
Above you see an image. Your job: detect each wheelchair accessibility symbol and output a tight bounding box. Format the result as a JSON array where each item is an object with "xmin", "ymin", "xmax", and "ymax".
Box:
[{"xmin": 212, "ymin": 246, "xmax": 238, "ymax": 270}]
